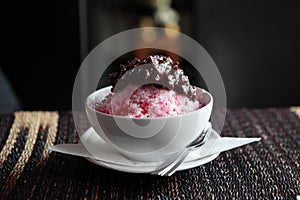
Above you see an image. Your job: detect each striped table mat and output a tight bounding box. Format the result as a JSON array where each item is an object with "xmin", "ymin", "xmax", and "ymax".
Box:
[{"xmin": 0, "ymin": 108, "xmax": 299, "ymax": 199}]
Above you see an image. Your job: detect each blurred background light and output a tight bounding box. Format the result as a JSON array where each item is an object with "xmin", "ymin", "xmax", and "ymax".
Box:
[{"xmin": 0, "ymin": 0, "xmax": 299, "ymax": 111}]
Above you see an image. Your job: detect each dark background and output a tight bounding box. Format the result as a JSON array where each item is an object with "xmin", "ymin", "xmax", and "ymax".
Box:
[{"xmin": 0, "ymin": 0, "xmax": 299, "ymax": 111}]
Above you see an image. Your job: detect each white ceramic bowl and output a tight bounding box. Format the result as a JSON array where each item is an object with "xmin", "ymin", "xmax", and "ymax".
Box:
[{"xmin": 85, "ymin": 86, "xmax": 213, "ymax": 162}]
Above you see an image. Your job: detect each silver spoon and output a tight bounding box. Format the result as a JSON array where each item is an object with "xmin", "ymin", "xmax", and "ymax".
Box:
[{"xmin": 151, "ymin": 122, "xmax": 212, "ymax": 176}]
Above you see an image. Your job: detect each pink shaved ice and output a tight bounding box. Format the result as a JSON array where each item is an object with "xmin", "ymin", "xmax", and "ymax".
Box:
[{"xmin": 95, "ymin": 85, "xmax": 204, "ymax": 118}]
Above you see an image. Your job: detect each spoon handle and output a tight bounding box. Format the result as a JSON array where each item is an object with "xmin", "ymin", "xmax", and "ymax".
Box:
[
  {"xmin": 151, "ymin": 148, "xmax": 190, "ymax": 176},
  {"xmin": 151, "ymin": 123, "xmax": 212, "ymax": 176}
]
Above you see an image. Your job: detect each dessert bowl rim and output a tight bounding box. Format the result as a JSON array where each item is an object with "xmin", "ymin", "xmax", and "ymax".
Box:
[{"xmin": 86, "ymin": 85, "xmax": 213, "ymax": 120}]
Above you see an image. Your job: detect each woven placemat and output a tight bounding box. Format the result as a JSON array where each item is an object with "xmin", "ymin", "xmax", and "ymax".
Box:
[{"xmin": 0, "ymin": 109, "xmax": 299, "ymax": 199}]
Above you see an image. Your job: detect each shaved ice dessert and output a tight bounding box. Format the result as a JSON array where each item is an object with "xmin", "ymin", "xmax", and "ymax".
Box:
[{"xmin": 95, "ymin": 55, "xmax": 205, "ymax": 118}]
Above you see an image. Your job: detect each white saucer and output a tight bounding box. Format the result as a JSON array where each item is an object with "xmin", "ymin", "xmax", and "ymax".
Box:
[{"xmin": 80, "ymin": 127, "xmax": 220, "ymax": 174}]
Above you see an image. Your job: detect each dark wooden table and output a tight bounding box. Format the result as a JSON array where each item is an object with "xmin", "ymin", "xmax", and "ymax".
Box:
[{"xmin": 0, "ymin": 108, "xmax": 299, "ymax": 199}]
